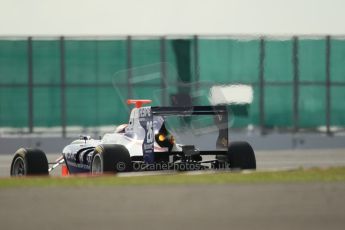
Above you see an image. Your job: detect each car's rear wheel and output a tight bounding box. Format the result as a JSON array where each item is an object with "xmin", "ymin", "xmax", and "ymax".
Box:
[
  {"xmin": 91, "ymin": 144, "xmax": 132, "ymax": 174},
  {"xmin": 227, "ymin": 141, "xmax": 256, "ymax": 170},
  {"xmin": 91, "ymin": 153, "xmax": 103, "ymax": 173},
  {"xmin": 10, "ymin": 148, "xmax": 49, "ymax": 176}
]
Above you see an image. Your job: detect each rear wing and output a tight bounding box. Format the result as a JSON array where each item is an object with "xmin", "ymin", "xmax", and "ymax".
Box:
[
  {"xmin": 151, "ymin": 105, "xmax": 227, "ymax": 116},
  {"xmin": 139, "ymin": 106, "xmax": 228, "ymax": 163}
]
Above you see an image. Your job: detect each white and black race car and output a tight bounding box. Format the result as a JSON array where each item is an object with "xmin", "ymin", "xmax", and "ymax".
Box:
[{"xmin": 10, "ymin": 99, "xmax": 256, "ymax": 176}]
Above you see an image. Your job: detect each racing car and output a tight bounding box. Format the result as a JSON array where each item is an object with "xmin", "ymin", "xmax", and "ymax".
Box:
[{"xmin": 10, "ymin": 99, "xmax": 256, "ymax": 176}]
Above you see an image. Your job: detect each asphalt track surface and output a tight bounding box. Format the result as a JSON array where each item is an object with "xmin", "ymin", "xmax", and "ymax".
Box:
[
  {"xmin": 1, "ymin": 149, "xmax": 345, "ymax": 230},
  {"xmin": 0, "ymin": 183, "xmax": 345, "ymax": 230}
]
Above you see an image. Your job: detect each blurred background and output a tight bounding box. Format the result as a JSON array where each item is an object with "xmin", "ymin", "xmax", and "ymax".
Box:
[{"xmin": 1, "ymin": 0, "xmax": 345, "ymax": 152}]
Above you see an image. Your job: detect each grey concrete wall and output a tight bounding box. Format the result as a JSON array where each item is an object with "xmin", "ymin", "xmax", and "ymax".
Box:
[
  {"xmin": 1, "ymin": 132, "xmax": 344, "ymax": 154},
  {"xmin": 0, "ymin": 137, "xmax": 74, "ymax": 154}
]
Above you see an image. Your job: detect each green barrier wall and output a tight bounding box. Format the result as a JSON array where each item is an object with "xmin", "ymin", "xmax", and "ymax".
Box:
[{"xmin": 0, "ymin": 37, "xmax": 344, "ymax": 130}]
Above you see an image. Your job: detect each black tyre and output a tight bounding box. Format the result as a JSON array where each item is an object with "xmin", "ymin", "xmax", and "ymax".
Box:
[
  {"xmin": 10, "ymin": 148, "xmax": 49, "ymax": 176},
  {"xmin": 90, "ymin": 144, "xmax": 132, "ymax": 174},
  {"xmin": 227, "ymin": 141, "xmax": 256, "ymax": 170}
]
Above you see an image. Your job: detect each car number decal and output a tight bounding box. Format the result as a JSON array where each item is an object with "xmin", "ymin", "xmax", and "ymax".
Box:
[{"xmin": 139, "ymin": 107, "xmax": 154, "ymax": 163}]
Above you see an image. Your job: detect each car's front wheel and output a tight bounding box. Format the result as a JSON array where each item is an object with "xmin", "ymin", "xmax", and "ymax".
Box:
[{"xmin": 10, "ymin": 148, "xmax": 49, "ymax": 176}]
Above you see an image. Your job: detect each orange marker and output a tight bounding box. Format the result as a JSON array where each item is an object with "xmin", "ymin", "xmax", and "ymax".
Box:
[{"xmin": 61, "ymin": 165, "xmax": 69, "ymax": 176}]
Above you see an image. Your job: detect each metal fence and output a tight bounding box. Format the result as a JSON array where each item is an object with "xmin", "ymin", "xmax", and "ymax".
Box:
[{"xmin": 0, "ymin": 35, "xmax": 345, "ymax": 137}]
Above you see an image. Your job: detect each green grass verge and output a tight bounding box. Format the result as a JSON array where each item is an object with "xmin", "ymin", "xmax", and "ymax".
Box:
[{"xmin": 1, "ymin": 167, "xmax": 345, "ymax": 188}]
